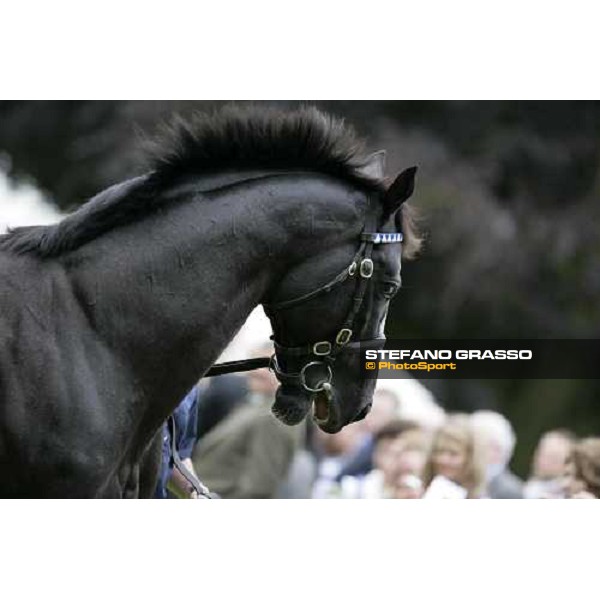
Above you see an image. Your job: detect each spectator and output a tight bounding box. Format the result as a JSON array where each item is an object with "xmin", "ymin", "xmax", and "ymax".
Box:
[
  {"xmin": 377, "ymin": 378, "xmax": 446, "ymax": 430},
  {"xmin": 192, "ymin": 344, "xmax": 303, "ymax": 498},
  {"xmin": 196, "ymin": 374, "xmax": 249, "ymax": 440},
  {"xmin": 393, "ymin": 473, "xmax": 425, "ymax": 499},
  {"xmin": 368, "ymin": 422, "xmax": 426, "ymax": 499},
  {"xmin": 422, "ymin": 415, "xmax": 486, "ymax": 499},
  {"xmin": 311, "ymin": 423, "xmax": 364, "ymax": 498},
  {"xmin": 277, "ymin": 421, "xmax": 318, "ymax": 498},
  {"xmin": 335, "ymin": 388, "xmax": 400, "ymax": 481},
  {"xmin": 524, "ymin": 429, "xmax": 576, "ymax": 499},
  {"xmin": 154, "ymin": 386, "xmax": 202, "ymax": 499},
  {"xmin": 471, "ymin": 410, "xmax": 523, "ymax": 498},
  {"xmin": 561, "ymin": 438, "xmax": 600, "ymax": 499},
  {"xmin": 336, "ymin": 420, "xmax": 427, "ymax": 499}
]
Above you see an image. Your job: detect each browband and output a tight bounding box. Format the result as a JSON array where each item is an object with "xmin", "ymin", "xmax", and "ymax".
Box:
[{"xmin": 361, "ymin": 232, "xmax": 403, "ymax": 244}]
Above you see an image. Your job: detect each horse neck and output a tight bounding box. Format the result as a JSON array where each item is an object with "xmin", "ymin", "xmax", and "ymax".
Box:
[{"xmin": 67, "ymin": 172, "xmax": 365, "ymax": 422}]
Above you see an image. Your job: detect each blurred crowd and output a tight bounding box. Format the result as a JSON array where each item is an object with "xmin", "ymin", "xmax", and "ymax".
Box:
[{"xmin": 159, "ymin": 344, "xmax": 600, "ymax": 500}]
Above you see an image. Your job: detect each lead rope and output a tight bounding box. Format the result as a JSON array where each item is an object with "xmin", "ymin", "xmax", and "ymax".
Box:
[{"xmin": 204, "ymin": 357, "xmax": 271, "ymax": 377}]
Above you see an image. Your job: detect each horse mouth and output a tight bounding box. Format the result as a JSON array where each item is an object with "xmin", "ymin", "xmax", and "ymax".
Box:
[
  {"xmin": 271, "ymin": 383, "xmax": 342, "ymax": 432},
  {"xmin": 312, "ymin": 384, "xmax": 332, "ymax": 424},
  {"xmin": 311, "ymin": 383, "xmax": 343, "ymax": 433}
]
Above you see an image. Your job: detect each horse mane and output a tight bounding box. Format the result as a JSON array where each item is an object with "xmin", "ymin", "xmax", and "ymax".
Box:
[
  {"xmin": 0, "ymin": 176, "xmax": 155, "ymax": 257},
  {"xmin": 146, "ymin": 104, "xmax": 383, "ymax": 189},
  {"xmin": 0, "ymin": 105, "xmax": 390, "ymax": 258}
]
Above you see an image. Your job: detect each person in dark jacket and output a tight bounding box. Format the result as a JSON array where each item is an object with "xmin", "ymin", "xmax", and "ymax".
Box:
[
  {"xmin": 192, "ymin": 344, "xmax": 302, "ymax": 498},
  {"xmin": 196, "ymin": 374, "xmax": 249, "ymax": 440}
]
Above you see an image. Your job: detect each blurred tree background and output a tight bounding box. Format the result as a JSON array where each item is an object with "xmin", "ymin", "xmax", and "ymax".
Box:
[{"xmin": 1, "ymin": 100, "xmax": 598, "ymax": 476}]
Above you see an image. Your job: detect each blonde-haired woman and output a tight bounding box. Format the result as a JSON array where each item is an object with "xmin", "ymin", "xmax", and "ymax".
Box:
[
  {"xmin": 422, "ymin": 415, "xmax": 486, "ymax": 498},
  {"xmin": 562, "ymin": 438, "xmax": 600, "ymax": 499}
]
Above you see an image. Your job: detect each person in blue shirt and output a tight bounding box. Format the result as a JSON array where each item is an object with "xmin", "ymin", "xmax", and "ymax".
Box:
[{"xmin": 154, "ymin": 386, "xmax": 201, "ymax": 499}]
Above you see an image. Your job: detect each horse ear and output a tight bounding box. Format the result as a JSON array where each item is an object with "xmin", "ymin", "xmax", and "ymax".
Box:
[
  {"xmin": 384, "ymin": 166, "xmax": 418, "ymax": 216},
  {"xmin": 358, "ymin": 150, "xmax": 386, "ymax": 180}
]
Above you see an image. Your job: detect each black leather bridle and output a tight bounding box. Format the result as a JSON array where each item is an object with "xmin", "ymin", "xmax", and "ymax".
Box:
[{"xmin": 205, "ymin": 213, "xmax": 404, "ymax": 393}]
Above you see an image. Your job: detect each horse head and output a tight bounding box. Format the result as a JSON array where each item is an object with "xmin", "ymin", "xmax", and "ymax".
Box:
[{"xmin": 264, "ymin": 156, "xmax": 418, "ymax": 433}]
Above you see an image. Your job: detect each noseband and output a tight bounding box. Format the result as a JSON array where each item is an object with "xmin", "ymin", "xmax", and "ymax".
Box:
[{"xmin": 204, "ymin": 215, "xmax": 403, "ymax": 392}]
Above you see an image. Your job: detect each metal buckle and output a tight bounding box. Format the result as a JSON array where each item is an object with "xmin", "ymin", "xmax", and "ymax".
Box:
[
  {"xmin": 299, "ymin": 361, "xmax": 333, "ymax": 393},
  {"xmin": 313, "ymin": 341, "xmax": 332, "ymax": 356},
  {"xmin": 348, "ymin": 262, "xmax": 357, "ymax": 276},
  {"xmin": 335, "ymin": 328, "xmax": 353, "ymax": 346},
  {"xmin": 268, "ymin": 354, "xmax": 280, "ymax": 374},
  {"xmin": 360, "ymin": 258, "xmax": 374, "ymax": 278}
]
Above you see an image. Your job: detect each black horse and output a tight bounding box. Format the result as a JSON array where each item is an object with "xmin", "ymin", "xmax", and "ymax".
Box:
[{"xmin": 0, "ymin": 106, "xmax": 419, "ymax": 497}]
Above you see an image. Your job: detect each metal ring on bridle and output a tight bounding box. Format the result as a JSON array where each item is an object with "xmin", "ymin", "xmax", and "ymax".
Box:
[{"xmin": 299, "ymin": 361, "xmax": 333, "ymax": 393}]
